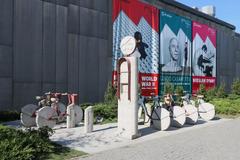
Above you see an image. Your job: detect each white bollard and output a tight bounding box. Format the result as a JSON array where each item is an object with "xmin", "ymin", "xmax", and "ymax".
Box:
[
  {"xmin": 67, "ymin": 104, "xmax": 75, "ymax": 128},
  {"xmin": 84, "ymin": 106, "xmax": 94, "ymax": 133}
]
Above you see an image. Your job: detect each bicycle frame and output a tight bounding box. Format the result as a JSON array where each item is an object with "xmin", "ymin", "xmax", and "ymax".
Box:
[{"xmin": 138, "ymin": 96, "xmax": 162, "ymax": 122}]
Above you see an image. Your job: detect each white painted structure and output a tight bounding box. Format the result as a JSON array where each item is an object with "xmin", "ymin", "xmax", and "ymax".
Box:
[
  {"xmin": 67, "ymin": 104, "xmax": 75, "ymax": 128},
  {"xmin": 117, "ymin": 36, "xmax": 140, "ymax": 139},
  {"xmin": 84, "ymin": 106, "xmax": 94, "ymax": 133},
  {"xmin": 201, "ymin": 5, "xmax": 216, "ymax": 17}
]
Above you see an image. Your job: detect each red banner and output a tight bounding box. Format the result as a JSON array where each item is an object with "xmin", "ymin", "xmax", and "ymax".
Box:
[
  {"xmin": 192, "ymin": 76, "xmax": 216, "ymax": 94},
  {"xmin": 112, "ymin": 0, "xmax": 159, "ymax": 97},
  {"xmin": 192, "ymin": 21, "xmax": 216, "ymax": 93},
  {"xmin": 139, "ymin": 73, "xmax": 159, "ymax": 96}
]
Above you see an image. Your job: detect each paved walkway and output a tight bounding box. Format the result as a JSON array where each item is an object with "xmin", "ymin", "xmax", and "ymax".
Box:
[
  {"xmin": 73, "ymin": 118, "xmax": 240, "ymax": 160},
  {"xmin": 50, "ymin": 118, "xmax": 229, "ymax": 154}
]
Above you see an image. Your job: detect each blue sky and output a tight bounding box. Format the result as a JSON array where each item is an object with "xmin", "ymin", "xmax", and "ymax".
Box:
[{"xmin": 176, "ymin": 0, "xmax": 239, "ymax": 33}]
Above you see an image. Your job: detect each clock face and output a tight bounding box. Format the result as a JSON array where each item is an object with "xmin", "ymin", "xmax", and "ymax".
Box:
[{"xmin": 120, "ymin": 36, "xmax": 136, "ymax": 56}]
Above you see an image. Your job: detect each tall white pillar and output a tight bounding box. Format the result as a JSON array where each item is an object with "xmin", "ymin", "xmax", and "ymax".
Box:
[{"xmin": 117, "ymin": 57, "xmax": 140, "ymax": 139}]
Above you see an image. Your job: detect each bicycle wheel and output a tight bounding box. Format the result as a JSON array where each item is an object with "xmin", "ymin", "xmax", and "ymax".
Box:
[
  {"xmin": 58, "ymin": 102, "xmax": 66, "ymax": 115},
  {"xmin": 21, "ymin": 104, "xmax": 38, "ymax": 127},
  {"xmin": 73, "ymin": 105, "xmax": 83, "ymax": 124},
  {"xmin": 152, "ymin": 107, "xmax": 170, "ymax": 131},
  {"xmin": 198, "ymin": 103, "xmax": 215, "ymax": 121},
  {"xmin": 138, "ymin": 106, "xmax": 145, "ymax": 124},
  {"xmin": 171, "ymin": 106, "xmax": 186, "ymax": 128},
  {"xmin": 183, "ymin": 104, "xmax": 198, "ymax": 124},
  {"xmin": 36, "ymin": 106, "xmax": 57, "ymax": 128}
]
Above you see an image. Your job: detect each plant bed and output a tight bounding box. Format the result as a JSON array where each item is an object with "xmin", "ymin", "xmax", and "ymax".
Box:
[
  {"xmin": 46, "ymin": 143, "xmax": 86, "ymax": 160},
  {"xmin": 0, "ymin": 111, "xmax": 20, "ymax": 123},
  {"xmin": 210, "ymin": 97, "xmax": 240, "ymax": 116},
  {"xmin": 0, "ymin": 125, "xmax": 86, "ymax": 160}
]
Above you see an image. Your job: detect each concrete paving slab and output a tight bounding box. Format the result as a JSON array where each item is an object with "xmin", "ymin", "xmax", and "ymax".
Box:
[
  {"xmin": 2, "ymin": 118, "xmax": 230, "ymax": 154},
  {"xmin": 50, "ymin": 118, "xmax": 230, "ymax": 154}
]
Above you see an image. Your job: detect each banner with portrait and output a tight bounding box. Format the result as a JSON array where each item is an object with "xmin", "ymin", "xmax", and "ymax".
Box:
[
  {"xmin": 112, "ymin": 0, "xmax": 159, "ymax": 96},
  {"xmin": 192, "ymin": 21, "xmax": 216, "ymax": 93},
  {"xmin": 160, "ymin": 10, "xmax": 192, "ymax": 94}
]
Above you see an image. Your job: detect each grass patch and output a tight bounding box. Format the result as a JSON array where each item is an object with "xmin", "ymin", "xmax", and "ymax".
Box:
[
  {"xmin": 46, "ymin": 143, "xmax": 86, "ymax": 160},
  {"xmin": 215, "ymin": 114, "xmax": 240, "ymax": 119}
]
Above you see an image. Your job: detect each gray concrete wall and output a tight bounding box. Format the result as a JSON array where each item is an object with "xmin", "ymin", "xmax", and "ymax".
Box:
[{"xmin": 0, "ymin": 0, "xmax": 112, "ymax": 111}]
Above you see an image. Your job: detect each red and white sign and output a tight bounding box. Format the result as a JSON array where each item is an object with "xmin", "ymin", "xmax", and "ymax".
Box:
[
  {"xmin": 192, "ymin": 21, "xmax": 216, "ymax": 93},
  {"xmin": 139, "ymin": 73, "xmax": 159, "ymax": 96},
  {"xmin": 112, "ymin": 0, "xmax": 159, "ymax": 96}
]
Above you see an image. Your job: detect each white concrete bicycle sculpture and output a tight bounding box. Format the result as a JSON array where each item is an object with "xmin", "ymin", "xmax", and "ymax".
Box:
[
  {"xmin": 138, "ymin": 94, "xmax": 187, "ymax": 129},
  {"xmin": 21, "ymin": 92, "xmax": 83, "ymax": 128},
  {"xmin": 162, "ymin": 94, "xmax": 186, "ymax": 128},
  {"xmin": 181, "ymin": 92, "xmax": 215, "ymax": 121},
  {"xmin": 138, "ymin": 96, "xmax": 171, "ymax": 131},
  {"xmin": 21, "ymin": 93, "xmax": 52, "ymax": 127},
  {"xmin": 195, "ymin": 94, "xmax": 215, "ymax": 121},
  {"xmin": 181, "ymin": 92, "xmax": 199, "ymax": 124}
]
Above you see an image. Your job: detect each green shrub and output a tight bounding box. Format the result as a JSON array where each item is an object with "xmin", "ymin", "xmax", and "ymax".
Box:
[
  {"xmin": 231, "ymin": 79, "xmax": 240, "ymax": 95},
  {"xmin": 216, "ymin": 83, "xmax": 227, "ymax": 98},
  {"xmin": 0, "ymin": 126, "xmax": 55, "ymax": 160},
  {"xmin": 175, "ymin": 86, "xmax": 184, "ymax": 97},
  {"xmin": 197, "ymin": 84, "xmax": 206, "ymax": 96},
  {"xmin": 210, "ymin": 97, "xmax": 240, "ymax": 115},
  {"xmin": 174, "ymin": 86, "xmax": 184, "ymax": 104},
  {"xmin": 91, "ymin": 81, "xmax": 118, "ymax": 123},
  {"xmin": 93, "ymin": 103, "xmax": 117, "ymax": 121},
  {"xmin": 0, "ymin": 111, "xmax": 20, "ymax": 123},
  {"xmin": 205, "ymin": 87, "xmax": 217, "ymax": 101},
  {"xmin": 163, "ymin": 81, "xmax": 174, "ymax": 95},
  {"xmin": 104, "ymin": 81, "xmax": 117, "ymax": 104},
  {"xmin": 80, "ymin": 103, "xmax": 94, "ymax": 111},
  {"xmin": 228, "ymin": 94, "xmax": 240, "ymax": 100}
]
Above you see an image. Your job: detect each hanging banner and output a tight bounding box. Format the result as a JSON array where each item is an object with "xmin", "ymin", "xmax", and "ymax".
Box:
[
  {"xmin": 192, "ymin": 21, "xmax": 216, "ymax": 93},
  {"xmin": 112, "ymin": 0, "xmax": 159, "ymax": 96},
  {"xmin": 160, "ymin": 10, "xmax": 192, "ymax": 94}
]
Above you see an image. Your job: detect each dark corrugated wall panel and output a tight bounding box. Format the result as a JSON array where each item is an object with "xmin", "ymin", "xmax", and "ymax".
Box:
[
  {"xmin": 43, "ymin": 2, "xmax": 56, "ymax": 89},
  {"xmin": 67, "ymin": 34, "xmax": 79, "ymax": 96},
  {"xmin": 0, "ymin": 0, "xmax": 112, "ymax": 111},
  {"xmin": 56, "ymin": 5, "xmax": 68, "ymax": 92},
  {"xmin": 234, "ymin": 34, "xmax": 240, "ymax": 78},
  {"xmin": 0, "ymin": 0, "xmax": 13, "ymax": 46},
  {"xmin": 68, "ymin": 4, "xmax": 80, "ymax": 34},
  {"xmin": 13, "ymin": 0, "xmax": 43, "ymax": 109},
  {"xmin": 0, "ymin": 0, "xmax": 13, "ymax": 110}
]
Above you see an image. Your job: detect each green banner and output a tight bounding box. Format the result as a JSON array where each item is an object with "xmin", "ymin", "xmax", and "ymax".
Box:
[
  {"xmin": 160, "ymin": 10, "xmax": 192, "ymax": 94},
  {"xmin": 160, "ymin": 74, "xmax": 192, "ymax": 94}
]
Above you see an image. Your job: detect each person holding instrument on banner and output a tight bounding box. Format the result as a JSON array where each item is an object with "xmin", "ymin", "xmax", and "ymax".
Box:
[
  {"xmin": 162, "ymin": 37, "xmax": 182, "ymax": 72},
  {"xmin": 197, "ymin": 44, "xmax": 215, "ymax": 77}
]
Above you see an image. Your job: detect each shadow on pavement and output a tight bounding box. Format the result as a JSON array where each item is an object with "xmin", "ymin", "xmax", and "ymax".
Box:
[
  {"xmin": 138, "ymin": 126, "xmax": 159, "ymax": 137},
  {"xmin": 93, "ymin": 126, "xmax": 117, "ymax": 132}
]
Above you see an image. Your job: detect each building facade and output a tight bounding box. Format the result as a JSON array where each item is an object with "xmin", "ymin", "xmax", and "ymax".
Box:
[{"xmin": 0, "ymin": 0, "xmax": 239, "ymax": 111}]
